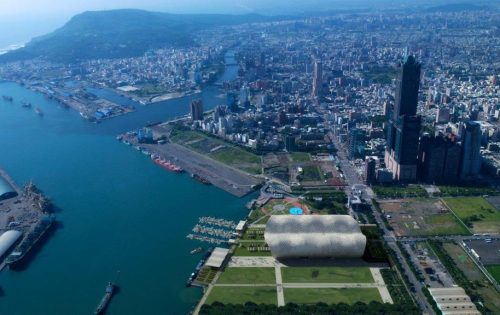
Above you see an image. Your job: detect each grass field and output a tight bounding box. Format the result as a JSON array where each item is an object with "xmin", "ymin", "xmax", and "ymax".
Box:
[
  {"xmin": 217, "ymin": 267, "xmax": 276, "ymax": 284},
  {"xmin": 290, "ymin": 152, "xmax": 311, "ymax": 162},
  {"xmin": 423, "ymin": 213, "xmax": 470, "ymax": 235},
  {"xmin": 301, "ymin": 165, "xmax": 323, "ymax": 182},
  {"xmin": 206, "ymin": 286, "xmax": 277, "ymax": 305},
  {"xmin": 233, "ymin": 242, "xmax": 272, "ymax": 256},
  {"xmin": 486, "ymin": 265, "xmax": 500, "ymax": 283},
  {"xmin": 442, "ymin": 243, "xmax": 484, "ymax": 281},
  {"xmin": 284, "ymin": 288, "xmax": 381, "ymax": 304},
  {"xmin": 444, "ymin": 197, "xmax": 500, "ymax": 233},
  {"xmin": 281, "ymin": 267, "xmax": 374, "ymax": 283}
]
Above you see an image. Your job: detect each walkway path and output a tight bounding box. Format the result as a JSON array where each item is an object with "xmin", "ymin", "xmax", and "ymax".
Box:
[
  {"xmin": 370, "ymin": 267, "xmax": 394, "ymax": 304},
  {"xmin": 275, "ymin": 264, "xmax": 285, "ymax": 306}
]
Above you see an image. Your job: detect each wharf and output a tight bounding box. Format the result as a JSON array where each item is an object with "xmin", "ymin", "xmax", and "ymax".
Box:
[
  {"xmin": 119, "ymin": 131, "xmax": 262, "ymax": 197},
  {"xmin": 0, "ymin": 168, "xmax": 54, "ymax": 271}
]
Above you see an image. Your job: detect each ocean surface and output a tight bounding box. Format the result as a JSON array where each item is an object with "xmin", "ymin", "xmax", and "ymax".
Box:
[{"xmin": 0, "ymin": 52, "xmax": 251, "ymax": 315}]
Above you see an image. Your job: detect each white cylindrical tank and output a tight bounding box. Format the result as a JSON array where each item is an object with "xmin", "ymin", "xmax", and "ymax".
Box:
[{"xmin": 0, "ymin": 230, "xmax": 22, "ymax": 258}]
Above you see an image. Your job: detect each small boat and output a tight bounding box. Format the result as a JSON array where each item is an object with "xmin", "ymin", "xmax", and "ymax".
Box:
[
  {"xmin": 2, "ymin": 95, "xmax": 13, "ymax": 102},
  {"xmin": 21, "ymin": 101, "xmax": 32, "ymax": 108},
  {"xmin": 190, "ymin": 247, "xmax": 203, "ymax": 254},
  {"xmin": 94, "ymin": 282, "xmax": 115, "ymax": 315},
  {"xmin": 34, "ymin": 107, "xmax": 44, "ymax": 116}
]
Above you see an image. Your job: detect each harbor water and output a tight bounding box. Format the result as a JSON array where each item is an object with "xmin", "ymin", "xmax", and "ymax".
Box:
[{"xmin": 0, "ymin": 52, "xmax": 250, "ymax": 314}]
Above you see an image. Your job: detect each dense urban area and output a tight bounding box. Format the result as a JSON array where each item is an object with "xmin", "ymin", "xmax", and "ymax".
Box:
[{"xmin": 0, "ymin": 4, "xmax": 499, "ymax": 315}]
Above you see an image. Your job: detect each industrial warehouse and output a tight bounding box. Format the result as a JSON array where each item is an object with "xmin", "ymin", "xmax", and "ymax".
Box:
[{"xmin": 264, "ymin": 215, "xmax": 367, "ymax": 258}]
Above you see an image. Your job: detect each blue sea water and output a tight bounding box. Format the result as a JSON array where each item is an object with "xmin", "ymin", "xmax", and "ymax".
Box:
[{"xmin": 0, "ymin": 52, "xmax": 248, "ymax": 315}]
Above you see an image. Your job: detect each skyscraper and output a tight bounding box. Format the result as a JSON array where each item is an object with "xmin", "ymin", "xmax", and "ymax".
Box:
[
  {"xmin": 459, "ymin": 121, "xmax": 482, "ymax": 180},
  {"xmin": 384, "ymin": 56, "xmax": 422, "ymax": 181},
  {"xmin": 311, "ymin": 59, "xmax": 322, "ymax": 98},
  {"xmin": 190, "ymin": 99, "xmax": 204, "ymax": 121}
]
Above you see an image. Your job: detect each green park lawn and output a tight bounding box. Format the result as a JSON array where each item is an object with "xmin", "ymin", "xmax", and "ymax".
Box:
[
  {"xmin": 444, "ymin": 197, "xmax": 500, "ymax": 233},
  {"xmin": 290, "ymin": 152, "xmax": 311, "ymax": 162},
  {"xmin": 301, "ymin": 165, "xmax": 323, "ymax": 181},
  {"xmin": 284, "ymin": 288, "xmax": 382, "ymax": 304},
  {"xmin": 281, "ymin": 267, "xmax": 374, "ymax": 283},
  {"xmin": 206, "ymin": 286, "xmax": 277, "ymax": 305},
  {"xmin": 486, "ymin": 265, "xmax": 500, "ymax": 283},
  {"xmin": 217, "ymin": 267, "xmax": 276, "ymax": 284},
  {"xmin": 423, "ymin": 213, "xmax": 470, "ymax": 235}
]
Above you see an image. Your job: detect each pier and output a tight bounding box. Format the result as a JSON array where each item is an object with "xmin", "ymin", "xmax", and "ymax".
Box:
[
  {"xmin": 0, "ymin": 168, "xmax": 55, "ymax": 271},
  {"xmin": 186, "ymin": 217, "xmax": 238, "ymax": 245}
]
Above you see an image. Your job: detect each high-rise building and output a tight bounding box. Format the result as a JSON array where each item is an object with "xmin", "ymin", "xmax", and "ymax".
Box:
[
  {"xmin": 190, "ymin": 99, "xmax": 204, "ymax": 121},
  {"xmin": 460, "ymin": 121, "xmax": 482, "ymax": 180},
  {"xmin": 348, "ymin": 128, "xmax": 365, "ymax": 159},
  {"xmin": 418, "ymin": 133, "xmax": 460, "ymax": 183},
  {"xmin": 384, "ymin": 55, "xmax": 422, "ymax": 181},
  {"xmin": 311, "ymin": 59, "xmax": 323, "ymax": 98},
  {"xmin": 365, "ymin": 157, "xmax": 377, "ymax": 184}
]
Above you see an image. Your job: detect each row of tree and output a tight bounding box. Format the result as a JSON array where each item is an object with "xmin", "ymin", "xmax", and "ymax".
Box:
[{"xmin": 200, "ymin": 301, "xmax": 420, "ymax": 315}]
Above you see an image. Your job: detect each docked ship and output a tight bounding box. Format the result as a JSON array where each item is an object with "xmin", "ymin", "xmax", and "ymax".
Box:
[
  {"xmin": 152, "ymin": 157, "xmax": 183, "ymax": 173},
  {"xmin": 6, "ymin": 215, "xmax": 56, "ymax": 268},
  {"xmin": 94, "ymin": 282, "xmax": 116, "ymax": 315},
  {"xmin": 192, "ymin": 174, "xmax": 211, "ymax": 185},
  {"xmin": 186, "ymin": 248, "xmax": 213, "ymax": 287}
]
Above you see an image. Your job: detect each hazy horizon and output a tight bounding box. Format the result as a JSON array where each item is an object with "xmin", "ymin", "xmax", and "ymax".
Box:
[{"xmin": 0, "ymin": 0, "xmax": 495, "ymax": 48}]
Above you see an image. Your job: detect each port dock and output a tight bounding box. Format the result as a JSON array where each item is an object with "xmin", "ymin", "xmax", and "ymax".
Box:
[{"xmin": 0, "ymin": 168, "xmax": 55, "ymax": 271}]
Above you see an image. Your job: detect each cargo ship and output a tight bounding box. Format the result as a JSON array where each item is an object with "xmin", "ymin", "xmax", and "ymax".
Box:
[
  {"xmin": 152, "ymin": 157, "xmax": 183, "ymax": 173},
  {"xmin": 94, "ymin": 282, "xmax": 116, "ymax": 315},
  {"xmin": 6, "ymin": 215, "xmax": 56, "ymax": 268},
  {"xmin": 192, "ymin": 174, "xmax": 211, "ymax": 185}
]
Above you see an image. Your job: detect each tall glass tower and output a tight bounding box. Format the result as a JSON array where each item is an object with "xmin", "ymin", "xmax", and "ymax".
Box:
[{"xmin": 385, "ymin": 55, "xmax": 422, "ymax": 181}]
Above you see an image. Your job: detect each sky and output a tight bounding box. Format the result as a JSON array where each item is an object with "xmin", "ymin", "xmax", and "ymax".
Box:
[{"xmin": 0, "ymin": 0, "xmax": 472, "ymax": 48}]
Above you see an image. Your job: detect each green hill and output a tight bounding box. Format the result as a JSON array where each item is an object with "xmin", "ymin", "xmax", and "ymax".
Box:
[{"xmin": 0, "ymin": 9, "xmax": 274, "ymax": 63}]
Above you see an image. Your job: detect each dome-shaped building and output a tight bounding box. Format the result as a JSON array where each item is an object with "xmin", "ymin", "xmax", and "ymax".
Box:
[{"xmin": 264, "ymin": 215, "xmax": 366, "ymax": 259}]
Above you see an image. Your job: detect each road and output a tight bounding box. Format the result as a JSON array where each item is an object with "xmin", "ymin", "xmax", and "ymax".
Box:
[{"xmin": 331, "ymin": 135, "xmax": 435, "ymax": 314}]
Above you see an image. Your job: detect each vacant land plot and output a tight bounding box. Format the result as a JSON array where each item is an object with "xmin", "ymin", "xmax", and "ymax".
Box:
[
  {"xmin": 379, "ymin": 198, "xmax": 469, "ymax": 236},
  {"xmin": 170, "ymin": 128, "xmax": 262, "ymax": 174},
  {"xmin": 486, "ymin": 265, "xmax": 500, "ymax": 283},
  {"xmin": 217, "ymin": 267, "xmax": 275, "ymax": 284},
  {"xmin": 206, "ymin": 286, "xmax": 277, "ymax": 305},
  {"xmin": 443, "ymin": 242, "xmax": 484, "ymax": 281},
  {"xmin": 284, "ymin": 288, "xmax": 381, "ymax": 304},
  {"xmin": 290, "ymin": 152, "xmax": 311, "ymax": 162},
  {"xmin": 444, "ymin": 197, "xmax": 500, "ymax": 233},
  {"xmin": 281, "ymin": 267, "xmax": 374, "ymax": 283}
]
